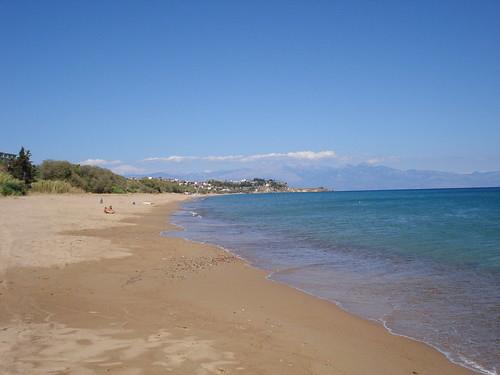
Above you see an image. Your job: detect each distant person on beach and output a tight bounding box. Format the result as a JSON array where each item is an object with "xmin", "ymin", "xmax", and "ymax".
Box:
[{"xmin": 104, "ymin": 206, "xmax": 115, "ymax": 214}]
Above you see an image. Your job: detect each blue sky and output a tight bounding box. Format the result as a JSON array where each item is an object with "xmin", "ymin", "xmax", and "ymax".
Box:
[{"xmin": 1, "ymin": 0, "xmax": 499, "ymax": 175}]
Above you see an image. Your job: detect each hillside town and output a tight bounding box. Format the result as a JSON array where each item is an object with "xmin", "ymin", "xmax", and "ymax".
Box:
[{"xmin": 136, "ymin": 177, "xmax": 329, "ymax": 194}]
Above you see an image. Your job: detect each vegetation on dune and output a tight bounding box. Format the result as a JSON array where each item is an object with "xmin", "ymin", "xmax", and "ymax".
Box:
[
  {"xmin": 7, "ymin": 147, "xmax": 36, "ymax": 185},
  {"xmin": 39, "ymin": 160, "xmax": 128, "ymax": 193},
  {"xmin": 0, "ymin": 171, "xmax": 27, "ymax": 196},
  {"xmin": 30, "ymin": 179, "xmax": 84, "ymax": 194},
  {"xmin": 38, "ymin": 160, "xmax": 197, "ymax": 194},
  {"xmin": 0, "ymin": 147, "xmax": 197, "ymax": 196},
  {"xmin": 0, "ymin": 149, "xmax": 32, "ymax": 195}
]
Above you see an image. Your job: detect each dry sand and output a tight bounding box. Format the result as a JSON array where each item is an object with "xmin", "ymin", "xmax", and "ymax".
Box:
[{"xmin": 0, "ymin": 193, "xmax": 473, "ymax": 374}]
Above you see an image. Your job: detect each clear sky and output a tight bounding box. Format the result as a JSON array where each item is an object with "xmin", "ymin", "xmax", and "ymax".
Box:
[{"xmin": 1, "ymin": 0, "xmax": 499, "ymax": 174}]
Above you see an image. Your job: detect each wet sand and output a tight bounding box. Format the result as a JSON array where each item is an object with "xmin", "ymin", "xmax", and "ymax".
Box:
[{"xmin": 0, "ymin": 194, "xmax": 473, "ymax": 374}]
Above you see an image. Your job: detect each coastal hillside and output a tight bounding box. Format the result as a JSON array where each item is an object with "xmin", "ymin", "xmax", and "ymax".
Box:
[{"xmin": 1, "ymin": 148, "xmax": 309, "ymax": 196}]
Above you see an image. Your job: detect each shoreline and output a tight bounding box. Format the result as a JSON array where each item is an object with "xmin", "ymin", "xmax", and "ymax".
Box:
[
  {"xmin": 0, "ymin": 194, "xmax": 474, "ymax": 374},
  {"xmin": 170, "ymin": 198, "xmax": 488, "ymax": 375}
]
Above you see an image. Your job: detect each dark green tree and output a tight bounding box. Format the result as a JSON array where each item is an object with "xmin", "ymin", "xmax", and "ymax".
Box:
[{"xmin": 8, "ymin": 147, "xmax": 35, "ymax": 185}]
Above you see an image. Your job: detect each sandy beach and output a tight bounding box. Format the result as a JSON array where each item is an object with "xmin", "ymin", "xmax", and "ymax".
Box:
[{"xmin": 0, "ymin": 193, "xmax": 473, "ymax": 375}]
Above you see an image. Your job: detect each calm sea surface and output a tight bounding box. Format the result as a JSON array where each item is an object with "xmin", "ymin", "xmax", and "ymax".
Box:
[{"xmin": 166, "ymin": 188, "xmax": 500, "ymax": 375}]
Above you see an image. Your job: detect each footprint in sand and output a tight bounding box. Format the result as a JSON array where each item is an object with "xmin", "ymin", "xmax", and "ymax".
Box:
[{"xmin": 0, "ymin": 322, "xmax": 238, "ymax": 375}]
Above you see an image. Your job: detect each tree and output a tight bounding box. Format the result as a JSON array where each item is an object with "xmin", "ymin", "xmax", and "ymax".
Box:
[{"xmin": 8, "ymin": 147, "xmax": 35, "ymax": 185}]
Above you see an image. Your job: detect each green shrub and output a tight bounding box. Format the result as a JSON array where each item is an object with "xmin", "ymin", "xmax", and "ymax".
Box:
[
  {"xmin": 39, "ymin": 160, "xmax": 74, "ymax": 180},
  {"xmin": 0, "ymin": 172, "xmax": 26, "ymax": 196},
  {"xmin": 111, "ymin": 185, "xmax": 126, "ymax": 194},
  {"xmin": 30, "ymin": 180, "xmax": 84, "ymax": 194},
  {"xmin": 124, "ymin": 179, "xmax": 144, "ymax": 193},
  {"xmin": 36, "ymin": 159, "xmax": 194, "ymax": 194},
  {"xmin": 39, "ymin": 160, "xmax": 128, "ymax": 193}
]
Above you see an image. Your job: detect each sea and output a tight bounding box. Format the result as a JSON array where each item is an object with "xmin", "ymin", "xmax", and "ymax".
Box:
[{"xmin": 165, "ymin": 188, "xmax": 500, "ymax": 375}]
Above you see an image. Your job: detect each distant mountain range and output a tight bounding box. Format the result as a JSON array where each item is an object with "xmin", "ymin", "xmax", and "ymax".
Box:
[{"xmin": 130, "ymin": 164, "xmax": 500, "ymax": 191}]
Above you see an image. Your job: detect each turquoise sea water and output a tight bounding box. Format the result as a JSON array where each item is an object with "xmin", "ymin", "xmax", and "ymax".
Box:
[{"xmin": 167, "ymin": 188, "xmax": 500, "ymax": 374}]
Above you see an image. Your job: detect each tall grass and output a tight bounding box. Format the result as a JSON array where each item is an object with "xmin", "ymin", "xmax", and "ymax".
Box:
[{"xmin": 30, "ymin": 179, "xmax": 84, "ymax": 194}]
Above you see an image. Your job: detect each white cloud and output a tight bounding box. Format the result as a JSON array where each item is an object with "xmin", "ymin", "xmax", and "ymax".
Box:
[
  {"xmin": 80, "ymin": 159, "xmax": 122, "ymax": 166},
  {"xmin": 288, "ymin": 150, "xmax": 337, "ymax": 160},
  {"xmin": 366, "ymin": 158, "xmax": 383, "ymax": 165},
  {"xmin": 144, "ymin": 155, "xmax": 243, "ymax": 162},
  {"xmin": 79, "ymin": 158, "xmax": 143, "ymax": 175},
  {"xmin": 110, "ymin": 164, "xmax": 145, "ymax": 175},
  {"xmin": 364, "ymin": 155, "xmax": 399, "ymax": 165},
  {"xmin": 143, "ymin": 155, "xmax": 195, "ymax": 162},
  {"xmin": 242, "ymin": 150, "xmax": 337, "ymax": 161},
  {"xmin": 204, "ymin": 155, "xmax": 244, "ymax": 161},
  {"xmin": 143, "ymin": 150, "xmax": 339, "ymax": 163}
]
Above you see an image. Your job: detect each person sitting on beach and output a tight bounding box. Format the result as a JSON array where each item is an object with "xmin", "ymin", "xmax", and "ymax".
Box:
[{"xmin": 104, "ymin": 206, "xmax": 115, "ymax": 214}]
